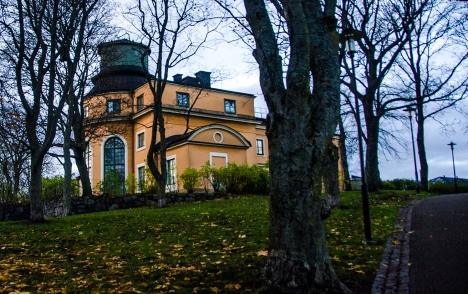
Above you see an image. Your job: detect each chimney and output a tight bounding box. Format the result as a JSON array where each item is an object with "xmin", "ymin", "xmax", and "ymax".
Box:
[
  {"xmin": 173, "ymin": 74, "xmax": 182, "ymax": 83},
  {"xmin": 194, "ymin": 71, "xmax": 211, "ymax": 88}
]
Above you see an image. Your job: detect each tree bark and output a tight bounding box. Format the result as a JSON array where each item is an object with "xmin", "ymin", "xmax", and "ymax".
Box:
[
  {"xmin": 324, "ymin": 143, "xmax": 342, "ymax": 207},
  {"xmin": 364, "ymin": 115, "xmax": 382, "ymax": 192},
  {"xmin": 74, "ymin": 146, "xmax": 93, "ymax": 197},
  {"xmin": 243, "ymin": 0, "xmax": 350, "ymax": 292},
  {"xmin": 29, "ymin": 155, "xmax": 44, "ymax": 222},
  {"xmin": 338, "ymin": 116, "xmax": 352, "ymax": 191},
  {"xmin": 416, "ymin": 107, "xmax": 429, "ymax": 191}
]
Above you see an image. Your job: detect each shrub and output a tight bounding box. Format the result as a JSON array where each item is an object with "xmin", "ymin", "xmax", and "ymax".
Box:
[
  {"xmin": 98, "ymin": 169, "xmax": 125, "ymax": 195},
  {"xmin": 125, "ymin": 174, "xmax": 137, "ymax": 194},
  {"xmin": 382, "ymin": 178, "xmax": 416, "ymax": 190},
  {"xmin": 179, "ymin": 167, "xmax": 200, "ymax": 193},
  {"xmin": 429, "ymin": 181, "xmax": 468, "ymax": 194},
  {"xmin": 198, "ymin": 162, "xmax": 269, "ymax": 195}
]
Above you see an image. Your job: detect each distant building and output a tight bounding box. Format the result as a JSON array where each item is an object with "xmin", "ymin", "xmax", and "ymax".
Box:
[{"xmin": 429, "ymin": 176, "xmax": 468, "ymax": 184}]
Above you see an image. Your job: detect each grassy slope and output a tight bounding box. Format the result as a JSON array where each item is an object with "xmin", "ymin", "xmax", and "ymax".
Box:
[{"xmin": 0, "ymin": 191, "xmax": 432, "ymax": 293}]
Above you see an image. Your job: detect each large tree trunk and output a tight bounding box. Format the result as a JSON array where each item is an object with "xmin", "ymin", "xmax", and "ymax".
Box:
[
  {"xmin": 264, "ymin": 114, "xmax": 346, "ymax": 292},
  {"xmin": 242, "ymin": 0, "xmax": 350, "ymax": 292}
]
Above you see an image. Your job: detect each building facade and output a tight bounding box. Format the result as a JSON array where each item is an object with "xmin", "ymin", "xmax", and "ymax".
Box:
[{"xmin": 84, "ymin": 40, "xmax": 268, "ymax": 193}]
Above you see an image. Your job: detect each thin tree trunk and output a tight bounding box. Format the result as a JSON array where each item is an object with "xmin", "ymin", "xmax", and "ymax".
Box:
[
  {"xmin": 29, "ymin": 156, "xmax": 44, "ymax": 222},
  {"xmin": 416, "ymin": 108, "xmax": 429, "ymax": 191},
  {"xmin": 324, "ymin": 142, "xmax": 342, "ymax": 207},
  {"xmin": 338, "ymin": 116, "xmax": 352, "ymax": 191},
  {"xmin": 63, "ymin": 112, "xmax": 73, "ymax": 216},
  {"xmin": 74, "ymin": 148, "xmax": 93, "ymax": 197},
  {"xmin": 365, "ymin": 116, "xmax": 382, "ymax": 192}
]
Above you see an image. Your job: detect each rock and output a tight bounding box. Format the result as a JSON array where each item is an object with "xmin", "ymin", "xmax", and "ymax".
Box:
[{"xmin": 108, "ymin": 204, "xmax": 119, "ymax": 211}]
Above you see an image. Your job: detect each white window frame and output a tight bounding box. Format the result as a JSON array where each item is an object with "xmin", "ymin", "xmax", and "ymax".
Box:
[
  {"xmin": 210, "ymin": 152, "xmax": 228, "ymax": 167},
  {"xmin": 166, "ymin": 154, "xmax": 177, "ymax": 192},
  {"xmin": 256, "ymin": 138, "xmax": 265, "ymax": 156},
  {"xmin": 136, "ymin": 130, "xmax": 145, "ymax": 151},
  {"xmin": 136, "ymin": 163, "xmax": 146, "ymax": 192},
  {"xmin": 85, "ymin": 141, "xmax": 92, "ymax": 193},
  {"xmin": 84, "ymin": 106, "xmax": 89, "ymax": 118}
]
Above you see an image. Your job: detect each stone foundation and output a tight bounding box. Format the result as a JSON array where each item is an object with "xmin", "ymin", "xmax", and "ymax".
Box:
[{"xmin": 1, "ymin": 192, "xmax": 221, "ymax": 221}]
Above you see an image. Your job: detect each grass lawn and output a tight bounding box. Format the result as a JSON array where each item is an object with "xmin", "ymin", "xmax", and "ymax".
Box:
[{"xmin": 0, "ymin": 191, "xmax": 433, "ymax": 293}]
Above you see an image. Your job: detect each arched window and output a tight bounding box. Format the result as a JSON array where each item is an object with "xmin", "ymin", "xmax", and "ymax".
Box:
[{"xmin": 103, "ymin": 137, "xmax": 125, "ymax": 194}]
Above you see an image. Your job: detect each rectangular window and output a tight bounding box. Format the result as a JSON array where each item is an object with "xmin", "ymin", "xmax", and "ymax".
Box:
[
  {"xmin": 224, "ymin": 99, "xmax": 236, "ymax": 114},
  {"xmin": 256, "ymin": 139, "xmax": 264, "ymax": 155},
  {"xmin": 137, "ymin": 132, "xmax": 145, "ymax": 149},
  {"xmin": 107, "ymin": 100, "xmax": 121, "ymax": 113},
  {"xmin": 84, "ymin": 106, "xmax": 89, "ymax": 118},
  {"xmin": 177, "ymin": 92, "xmax": 189, "ymax": 107},
  {"xmin": 137, "ymin": 166, "xmax": 145, "ymax": 192},
  {"xmin": 136, "ymin": 94, "xmax": 144, "ymax": 111}
]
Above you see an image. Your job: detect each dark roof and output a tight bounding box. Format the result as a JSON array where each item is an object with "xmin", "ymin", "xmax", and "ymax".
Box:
[
  {"xmin": 98, "ymin": 39, "xmax": 149, "ymax": 53},
  {"xmin": 88, "ymin": 68, "xmax": 149, "ymax": 95},
  {"xmin": 154, "ymin": 131, "xmax": 195, "ymax": 151}
]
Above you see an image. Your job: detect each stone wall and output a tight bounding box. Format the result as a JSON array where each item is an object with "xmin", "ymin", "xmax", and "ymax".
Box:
[{"xmin": 1, "ymin": 193, "xmax": 218, "ymax": 221}]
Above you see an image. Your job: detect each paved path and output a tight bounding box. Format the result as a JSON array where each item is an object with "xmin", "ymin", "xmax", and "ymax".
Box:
[
  {"xmin": 372, "ymin": 194, "xmax": 468, "ymax": 294},
  {"xmin": 409, "ymin": 194, "xmax": 468, "ymax": 293}
]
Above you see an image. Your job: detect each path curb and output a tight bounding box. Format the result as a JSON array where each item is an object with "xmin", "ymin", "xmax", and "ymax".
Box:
[{"xmin": 371, "ymin": 198, "xmax": 423, "ymax": 294}]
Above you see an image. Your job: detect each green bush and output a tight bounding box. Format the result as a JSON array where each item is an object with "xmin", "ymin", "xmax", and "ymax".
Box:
[
  {"xmin": 429, "ymin": 181, "xmax": 468, "ymax": 194},
  {"xmin": 125, "ymin": 174, "xmax": 137, "ymax": 194},
  {"xmin": 197, "ymin": 162, "xmax": 269, "ymax": 195},
  {"xmin": 97, "ymin": 169, "xmax": 125, "ymax": 196},
  {"xmin": 179, "ymin": 167, "xmax": 200, "ymax": 193},
  {"xmin": 382, "ymin": 178, "xmax": 416, "ymax": 190}
]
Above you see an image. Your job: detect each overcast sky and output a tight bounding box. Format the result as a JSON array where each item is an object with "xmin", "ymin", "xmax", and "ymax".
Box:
[
  {"xmin": 176, "ymin": 42, "xmax": 468, "ymax": 182},
  {"xmin": 117, "ymin": 0, "xmax": 467, "ymax": 182}
]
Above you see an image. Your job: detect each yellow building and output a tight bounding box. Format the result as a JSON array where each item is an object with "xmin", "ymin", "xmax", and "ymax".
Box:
[{"xmin": 84, "ymin": 40, "xmax": 268, "ymax": 193}]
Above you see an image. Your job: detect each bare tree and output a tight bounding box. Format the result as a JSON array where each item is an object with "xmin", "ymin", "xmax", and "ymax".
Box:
[
  {"xmin": 0, "ymin": 0, "xmax": 111, "ymax": 221},
  {"xmin": 127, "ymin": 0, "xmax": 222, "ymax": 199},
  {"xmin": 215, "ymin": 0, "xmax": 350, "ymax": 292},
  {"xmin": 55, "ymin": 0, "xmax": 116, "ymax": 214},
  {"xmin": 340, "ymin": 0, "xmax": 433, "ymax": 191},
  {"xmin": 394, "ymin": 0, "xmax": 468, "ymax": 190},
  {"xmin": 0, "ymin": 91, "xmax": 30, "ymax": 203}
]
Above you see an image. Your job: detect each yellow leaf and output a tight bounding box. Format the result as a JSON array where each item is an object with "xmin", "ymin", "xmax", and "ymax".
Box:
[
  {"xmin": 257, "ymin": 250, "xmax": 268, "ymax": 256},
  {"xmin": 238, "ymin": 234, "xmax": 246, "ymax": 238},
  {"xmin": 235, "ymin": 284, "xmax": 242, "ymax": 290},
  {"xmin": 211, "ymin": 287, "xmax": 221, "ymax": 293}
]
